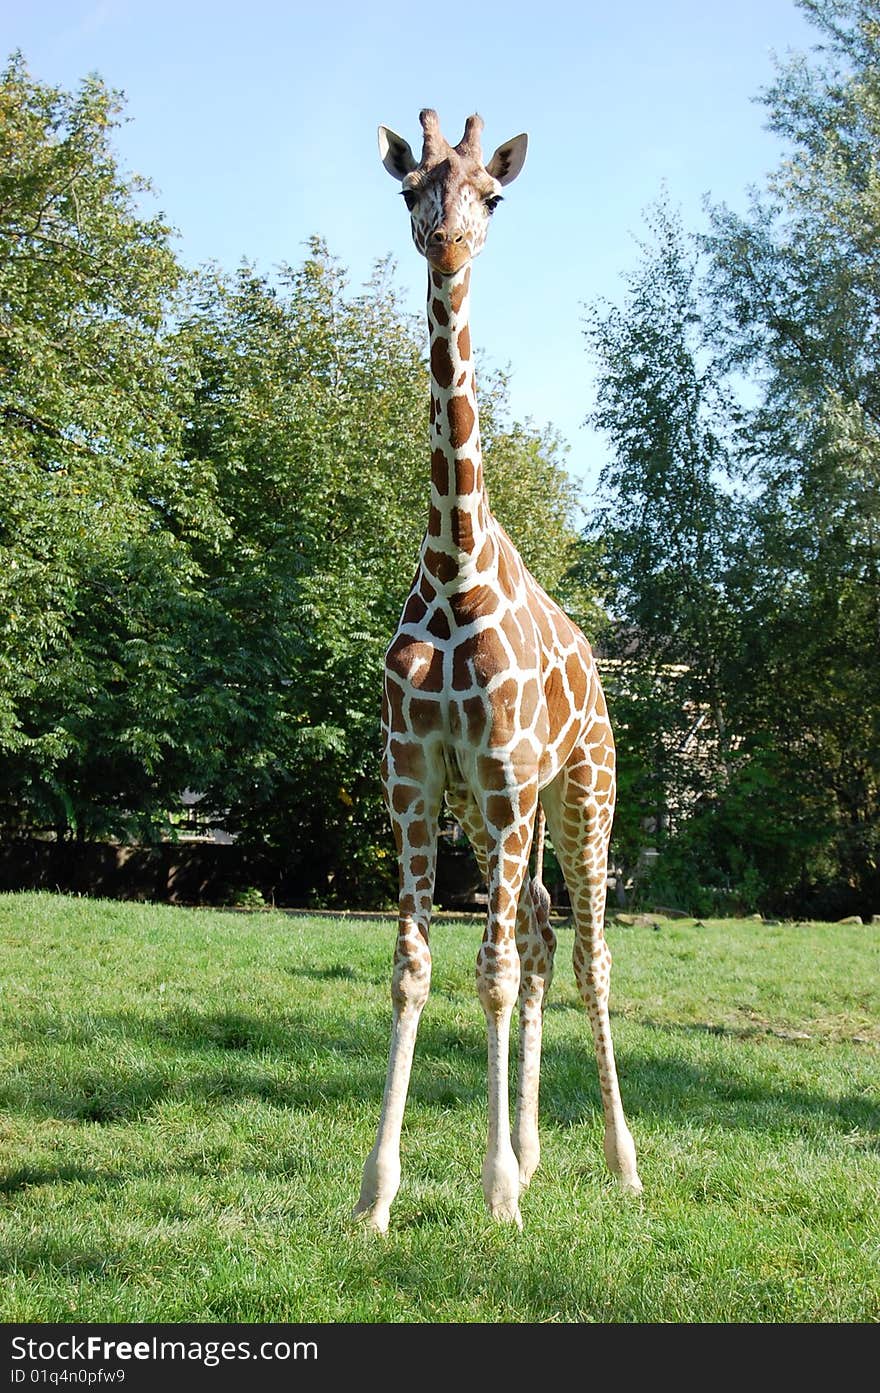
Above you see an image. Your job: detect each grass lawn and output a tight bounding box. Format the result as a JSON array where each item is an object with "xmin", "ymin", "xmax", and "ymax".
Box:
[{"xmin": 0, "ymin": 891, "xmax": 878, "ymax": 1323}]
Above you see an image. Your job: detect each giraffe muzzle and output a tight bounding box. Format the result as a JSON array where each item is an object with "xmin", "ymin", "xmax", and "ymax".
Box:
[{"xmin": 427, "ymin": 229, "xmax": 471, "ymax": 275}]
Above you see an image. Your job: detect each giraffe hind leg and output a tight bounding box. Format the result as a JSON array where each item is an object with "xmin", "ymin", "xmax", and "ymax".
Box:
[
  {"xmin": 446, "ymin": 786, "xmax": 556, "ymax": 1192},
  {"xmin": 541, "ymin": 762, "xmax": 642, "ymax": 1196},
  {"xmin": 512, "ymin": 858, "xmax": 556, "ymax": 1189}
]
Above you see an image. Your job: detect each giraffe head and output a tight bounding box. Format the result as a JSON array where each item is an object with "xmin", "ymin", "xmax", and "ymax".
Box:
[{"xmin": 378, "ymin": 109, "xmax": 527, "ymax": 276}]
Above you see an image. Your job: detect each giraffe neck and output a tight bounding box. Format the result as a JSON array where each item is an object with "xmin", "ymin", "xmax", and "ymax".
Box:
[{"xmin": 421, "ymin": 264, "xmax": 493, "ymax": 589}]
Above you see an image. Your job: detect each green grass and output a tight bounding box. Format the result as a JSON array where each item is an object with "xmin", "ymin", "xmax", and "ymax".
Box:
[{"xmin": 1, "ymin": 891, "xmax": 878, "ymax": 1322}]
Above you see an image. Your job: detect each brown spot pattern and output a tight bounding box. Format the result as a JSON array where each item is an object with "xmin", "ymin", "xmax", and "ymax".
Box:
[
  {"xmin": 496, "ymin": 551, "xmax": 518, "ymax": 600},
  {"xmin": 430, "ymin": 335, "xmax": 454, "ymax": 389},
  {"xmin": 543, "ymin": 666, "xmax": 567, "ymax": 729},
  {"xmin": 452, "ymin": 506, "xmax": 475, "ymax": 551},
  {"xmin": 455, "ymin": 458, "xmax": 477, "ymax": 494},
  {"xmin": 408, "ymin": 696, "xmax": 443, "ymax": 732},
  {"xmin": 423, "ymin": 548, "xmax": 457, "ymax": 584},
  {"xmin": 565, "ymin": 651, "xmax": 588, "ymax": 708},
  {"xmin": 463, "ymin": 695, "xmax": 487, "ymax": 742},
  {"xmin": 486, "ymin": 793, "xmax": 515, "ymax": 831},
  {"xmin": 593, "ymin": 766, "xmax": 613, "ymax": 794},
  {"xmin": 386, "ymin": 635, "xmax": 443, "ymax": 691},
  {"xmin": 476, "ymin": 537, "xmax": 494, "ymax": 571},
  {"xmin": 499, "ymin": 608, "xmax": 526, "ymax": 653},
  {"xmin": 431, "ymin": 447, "xmax": 449, "ymax": 493},
  {"xmin": 391, "ymin": 783, "xmax": 420, "ymax": 814},
  {"xmin": 450, "ymin": 583, "xmax": 497, "ymax": 624},
  {"xmin": 477, "ymin": 754, "xmax": 509, "ymax": 791},
  {"xmin": 408, "ymin": 819, "xmax": 430, "ymax": 848},
  {"xmin": 384, "ymin": 675, "xmax": 405, "ymax": 730},
  {"xmin": 427, "ymin": 608, "xmax": 451, "ymax": 640},
  {"xmin": 451, "ymin": 626, "xmax": 508, "ymax": 690},
  {"xmin": 447, "ymin": 393, "xmax": 475, "ymax": 448},
  {"xmin": 488, "ymin": 677, "xmax": 519, "ymax": 746},
  {"xmin": 519, "ymin": 677, "xmax": 540, "ymax": 728},
  {"xmin": 389, "ymin": 738, "xmax": 424, "ymax": 779},
  {"xmin": 450, "ymin": 269, "xmax": 470, "ymax": 312}
]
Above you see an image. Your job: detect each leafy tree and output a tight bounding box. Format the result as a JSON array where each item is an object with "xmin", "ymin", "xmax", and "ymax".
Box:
[
  {"xmin": 171, "ymin": 248, "xmax": 426, "ymax": 901},
  {"xmin": 582, "ymin": 202, "xmax": 738, "ymax": 884},
  {"xmin": 581, "ymin": 3, "xmax": 879, "ymax": 916},
  {"xmin": 0, "ymin": 55, "xmax": 599, "ymax": 904},
  {"xmin": 703, "ymin": 0, "xmax": 880, "ymax": 913},
  {"xmin": 0, "ymin": 53, "xmax": 220, "ymax": 840}
]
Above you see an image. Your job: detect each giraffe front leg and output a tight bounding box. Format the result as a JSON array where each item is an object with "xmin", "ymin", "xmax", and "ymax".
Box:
[
  {"xmin": 512, "ymin": 873, "xmax": 555, "ymax": 1189},
  {"xmin": 355, "ymin": 752, "xmax": 442, "ymax": 1233},
  {"xmin": 354, "ymin": 910, "xmax": 432, "ymax": 1232},
  {"xmin": 478, "ymin": 928, "xmax": 522, "ymax": 1228}
]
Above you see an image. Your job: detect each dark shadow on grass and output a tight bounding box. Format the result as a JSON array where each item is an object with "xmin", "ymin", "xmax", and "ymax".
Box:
[
  {"xmin": 285, "ymin": 965, "xmax": 360, "ymax": 983},
  {"xmin": 0, "ymin": 1065, "xmax": 366, "ymax": 1122},
  {"xmin": 0, "ymin": 1005, "xmax": 485, "ymax": 1124},
  {"xmin": 0, "ymin": 1165, "xmax": 124, "ymax": 1195},
  {"xmin": 5, "ymin": 1001, "xmax": 877, "ymax": 1148},
  {"xmin": 539, "ymin": 1036, "xmax": 880, "ymax": 1148},
  {"xmin": 0, "ymin": 1239, "xmax": 129, "ymax": 1280}
]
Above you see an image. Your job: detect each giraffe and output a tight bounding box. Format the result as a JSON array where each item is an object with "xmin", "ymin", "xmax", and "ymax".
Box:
[{"xmin": 354, "ymin": 109, "xmax": 642, "ymax": 1232}]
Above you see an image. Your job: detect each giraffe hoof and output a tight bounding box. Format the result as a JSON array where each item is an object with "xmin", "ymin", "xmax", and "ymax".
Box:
[
  {"xmin": 488, "ymin": 1202, "xmax": 523, "ymax": 1230},
  {"xmin": 511, "ymin": 1132, "xmax": 540, "ymax": 1190},
  {"xmin": 618, "ymin": 1174, "xmax": 644, "ymax": 1198},
  {"xmin": 352, "ymin": 1202, "xmax": 390, "ymax": 1234}
]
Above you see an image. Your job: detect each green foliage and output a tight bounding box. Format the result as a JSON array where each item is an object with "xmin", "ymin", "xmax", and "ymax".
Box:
[
  {"xmin": 0, "ymin": 54, "xmax": 220, "ymax": 841},
  {"xmin": 701, "ymin": 0, "xmax": 880, "ymax": 915},
  {"xmin": 8, "ymin": 5, "xmax": 877, "ymax": 917},
  {"xmin": 228, "ymin": 886, "xmax": 267, "ymax": 909},
  {"xmin": 587, "ymin": 1, "xmax": 880, "ymax": 917},
  {"xmin": 583, "ymin": 202, "xmax": 737, "ymax": 882},
  {"xmin": 0, "ymin": 57, "xmax": 588, "ymax": 901}
]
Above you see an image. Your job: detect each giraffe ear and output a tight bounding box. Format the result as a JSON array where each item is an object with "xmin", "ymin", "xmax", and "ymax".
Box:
[
  {"xmin": 486, "ymin": 133, "xmax": 528, "ymax": 186},
  {"xmin": 378, "ymin": 126, "xmax": 418, "ymax": 180}
]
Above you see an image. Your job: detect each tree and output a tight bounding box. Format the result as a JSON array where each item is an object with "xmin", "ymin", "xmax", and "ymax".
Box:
[
  {"xmin": 704, "ymin": 0, "xmax": 880, "ymax": 914},
  {"xmin": 582, "ymin": 201, "xmax": 738, "ymax": 885},
  {"xmin": 579, "ymin": 3, "xmax": 880, "ymax": 916},
  {"xmin": 0, "ymin": 53, "xmax": 222, "ymax": 840},
  {"xmin": 0, "ymin": 55, "xmax": 596, "ymax": 904}
]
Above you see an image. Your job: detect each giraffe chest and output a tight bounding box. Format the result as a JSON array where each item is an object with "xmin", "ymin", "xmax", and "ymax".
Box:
[
  {"xmin": 385, "ymin": 595, "xmax": 539, "ymax": 734},
  {"xmin": 382, "ymin": 583, "xmax": 594, "ymax": 785}
]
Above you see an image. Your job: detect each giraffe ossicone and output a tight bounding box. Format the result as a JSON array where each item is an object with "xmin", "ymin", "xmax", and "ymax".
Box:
[{"xmin": 354, "ymin": 109, "xmax": 642, "ymax": 1232}]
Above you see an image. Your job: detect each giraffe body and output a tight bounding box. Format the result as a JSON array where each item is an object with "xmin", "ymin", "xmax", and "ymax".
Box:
[{"xmin": 355, "ymin": 110, "xmax": 641, "ymax": 1231}]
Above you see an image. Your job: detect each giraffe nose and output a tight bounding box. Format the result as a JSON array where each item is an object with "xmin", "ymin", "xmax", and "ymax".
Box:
[{"xmin": 430, "ymin": 227, "xmax": 464, "ymax": 246}]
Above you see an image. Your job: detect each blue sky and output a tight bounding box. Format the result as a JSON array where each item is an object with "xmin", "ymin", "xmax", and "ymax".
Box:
[{"xmin": 5, "ymin": 0, "xmax": 817, "ymax": 497}]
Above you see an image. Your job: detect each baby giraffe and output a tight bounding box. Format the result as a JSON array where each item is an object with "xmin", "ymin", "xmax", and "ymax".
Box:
[{"xmin": 355, "ymin": 109, "xmax": 642, "ymax": 1231}]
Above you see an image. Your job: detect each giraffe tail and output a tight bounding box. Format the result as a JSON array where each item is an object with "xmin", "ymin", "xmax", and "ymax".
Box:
[
  {"xmin": 530, "ymin": 803, "xmax": 552, "ymax": 929},
  {"xmin": 533, "ymin": 803, "xmax": 546, "ymax": 885}
]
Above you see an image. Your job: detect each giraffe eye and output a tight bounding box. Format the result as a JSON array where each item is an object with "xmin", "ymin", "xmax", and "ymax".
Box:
[
  {"xmin": 401, "ymin": 189, "xmax": 419, "ymax": 211},
  {"xmin": 484, "ymin": 195, "xmax": 503, "ymax": 214}
]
